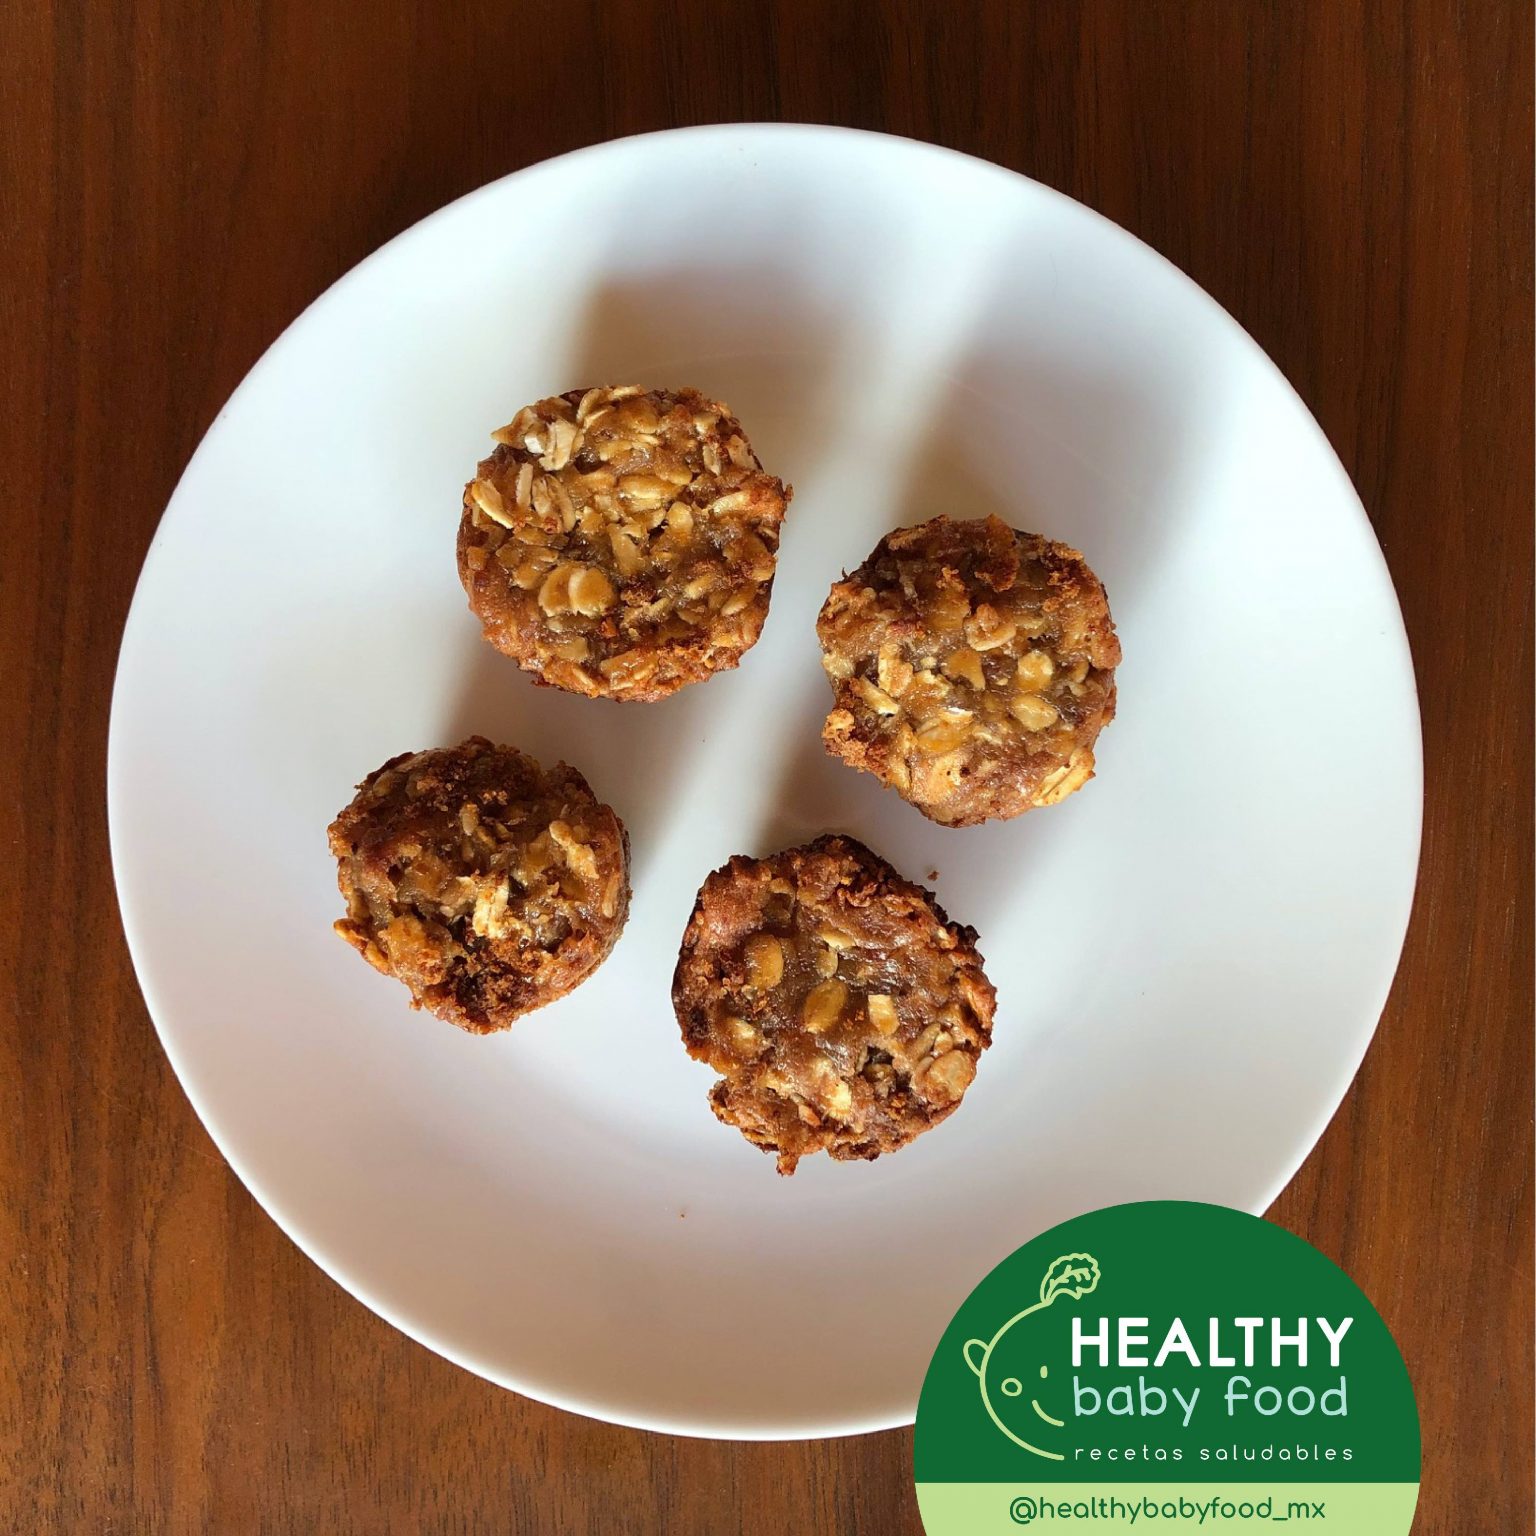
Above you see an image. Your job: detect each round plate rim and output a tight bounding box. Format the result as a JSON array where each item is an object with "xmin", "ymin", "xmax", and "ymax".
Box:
[{"xmin": 107, "ymin": 122, "xmax": 1424, "ymax": 1441}]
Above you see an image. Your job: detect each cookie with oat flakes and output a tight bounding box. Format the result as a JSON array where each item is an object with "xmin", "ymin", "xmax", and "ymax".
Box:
[
  {"xmin": 817, "ymin": 515, "xmax": 1120, "ymax": 826},
  {"xmin": 672, "ymin": 835, "xmax": 995, "ymax": 1175},
  {"xmin": 329, "ymin": 736, "xmax": 628, "ymax": 1032},
  {"xmin": 458, "ymin": 386, "xmax": 791, "ymax": 701}
]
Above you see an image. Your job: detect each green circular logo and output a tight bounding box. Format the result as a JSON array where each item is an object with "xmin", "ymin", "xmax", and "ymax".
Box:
[{"xmin": 915, "ymin": 1202, "xmax": 1419, "ymax": 1534}]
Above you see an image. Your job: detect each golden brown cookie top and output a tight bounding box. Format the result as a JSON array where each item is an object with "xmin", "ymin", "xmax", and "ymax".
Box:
[
  {"xmin": 817, "ymin": 514, "xmax": 1120, "ymax": 825},
  {"xmin": 672, "ymin": 835, "xmax": 995, "ymax": 1174},
  {"xmin": 329, "ymin": 736, "xmax": 629, "ymax": 1032},
  {"xmin": 458, "ymin": 386, "xmax": 790, "ymax": 701}
]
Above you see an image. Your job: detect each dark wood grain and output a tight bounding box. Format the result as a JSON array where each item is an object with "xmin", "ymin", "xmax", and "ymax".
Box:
[{"xmin": 1, "ymin": 2, "xmax": 1529, "ymax": 1531}]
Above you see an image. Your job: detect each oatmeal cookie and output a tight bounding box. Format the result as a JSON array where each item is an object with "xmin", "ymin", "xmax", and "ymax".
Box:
[
  {"xmin": 329, "ymin": 736, "xmax": 629, "ymax": 1032},
  {"xmin": 671, "ymin": 835, "xmax": 995, "ymax": 1175},
  {"xmin": 817, "ymin": 515, "xmax": 1120, "ymax": 825},
  {"xmin": 458, "ymin": 386, "xmax": 791, "ymax": 701}
]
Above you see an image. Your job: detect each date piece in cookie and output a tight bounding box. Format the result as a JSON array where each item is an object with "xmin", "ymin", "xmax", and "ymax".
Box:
[
  {"xmin": 329, "ymin": 736, "xmax": 629, "ymax": 1032},
  {"xmin": 817, "ymin": 514, "xmax": 1120, "ymax": 826},
  {"xmin": 672, "ymin": 835, "xmax": 995, "ymax": 1175},
  {"xmin": 458, "ymin": 386, "xmax": 791, "ymax": 701}
]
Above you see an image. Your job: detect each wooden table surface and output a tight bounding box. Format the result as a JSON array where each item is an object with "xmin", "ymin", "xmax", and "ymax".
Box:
[{"xmin": 2, "ymin": 2, "xmax": 1530, "ymax": 1531}]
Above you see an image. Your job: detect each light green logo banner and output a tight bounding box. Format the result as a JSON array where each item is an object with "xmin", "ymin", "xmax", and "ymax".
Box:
[{"xmin": 915, "ymin": 1202, "xmax": 1419, "ymax": 1534}]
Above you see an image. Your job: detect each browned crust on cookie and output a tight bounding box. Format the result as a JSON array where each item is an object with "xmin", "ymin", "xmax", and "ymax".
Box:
[
  {"xmin": 671, "ymin": 835, "xmax": 996, "ymax": 1174},
  {"xmin": 458, "ymin": 386, "xmax": 791, "ymax": 701},
  {"xmin": 328, "ymin": 736, "xmax": 629, "ymax": 1032},
  {"xmin": 816, "ymin": 514, "xmax": 1120, "ymax": 826}
]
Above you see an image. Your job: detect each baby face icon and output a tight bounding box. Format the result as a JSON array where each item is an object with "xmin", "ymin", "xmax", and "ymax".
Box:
[{"xmin": 963, "ymin": 1252, "xmax": 1100, "ymax": 1460}]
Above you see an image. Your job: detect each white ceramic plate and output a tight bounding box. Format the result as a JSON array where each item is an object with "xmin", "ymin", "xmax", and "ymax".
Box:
[{"xmin": 109, "ymin": 125, "xmax": 1421, "ymax": 1440}]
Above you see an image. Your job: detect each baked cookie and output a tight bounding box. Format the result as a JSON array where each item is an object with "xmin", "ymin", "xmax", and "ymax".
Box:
[
  {"xmin": 329, "ymin": 736, "xmax": 629, "ymax": 1032},
  {"xmin": 458, "ymin": 386, "xmax": 791, "ymax": 701},
  {"xmin": 671, "ymin": 835, "xmax": 995, "ymax": 1175},
  {"xmin": 817, "ymin": 515, "xmax": 1120, "ymax": 826}
]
